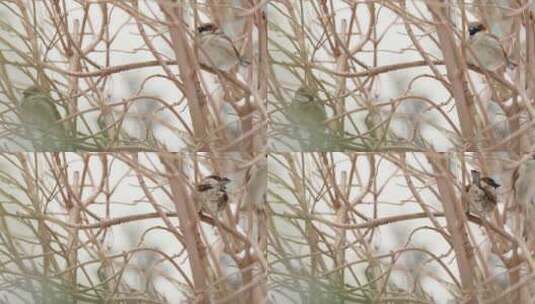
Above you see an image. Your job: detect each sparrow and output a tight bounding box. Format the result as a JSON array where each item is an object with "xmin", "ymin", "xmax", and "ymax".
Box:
[
  {"xmin": 196, "ymin": 175, "xmax": 231, "ymax": 216},
  {"xmin": 465, "ymin": 169, "xmax": 500, "ymax": 216},
  {"xmin": 196, "ymin": 23, "xmax": 247, "ymax": 71},
  {"xmin": 18, "ymin": 86, "xmax": 73, "ymax": 151},
  {"xmin": 467, "ymin": 21, "xmax": 517, "ymax": 102},
  {"xmin": 467, "ymin": 22, "xmax": 514, "ymax": 71}
]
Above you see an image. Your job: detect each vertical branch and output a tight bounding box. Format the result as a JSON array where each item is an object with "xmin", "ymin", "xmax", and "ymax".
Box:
[
  {"xmin": 525, "ymin": 12, "xmax": 535, "ymax": 153},
  {"xmin": 66, "ymin": 169, "xmax": 80, "ymax": 288},
  {"xmin": 51, "ymin": 153, "xmax": 83, "ymax": 290},
  {"xmin": 158, "ymin": 2, "xmax": 208, "ymax": 149},
  {"xmin": 16, "ymin": 153, "xmax": 49, "ymax": 301},
  {"xmin": 15, "ymin": 0, "xmax": 46, "ymax": 86},
  {"xmin": 525, "ymin": 10, "xmax": 535, "ymax": 100},
  {"xmin": 333, "ymin": 170, "xmax": 347, "ymax": 292},
  {"xmin": 427, "ymin": 153, "xmax": 476, "ymax": 303},
  {"xmin": 67, "ymin": 19, "xmax": 81, "ymax": 139},
  {"xmin": 426, "ymin": 1, "xmax": 476, "ymax": 148},
  {"xmin": 334, "ymin": 19, "xmax": 348, "ymax": 135},
  {"xmin": 241, "ymin": 154, "xmax": 268, "ymax": 303},
  {"xmin": 240, "ymin": 0, "xmax": 269, "ymax": 303},
  {"xmin": 253, "ymin": 0, "xmax": 268, "ymax": 154},
  {"xmin": 159, "ymin": 153, "xmax": 209, "ymax": 303}
]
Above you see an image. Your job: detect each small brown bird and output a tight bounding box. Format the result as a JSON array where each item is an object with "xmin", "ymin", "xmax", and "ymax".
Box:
[
  {"xmin": 467, "ymin": 22, "xmax": 514, "ymax": 71},
  {"xmin": 465, "ymin": 169, "xmax": 500, "ymax": 216},
  {"xmin": 467, "ymin": 22, "xmax": 516, "ymax": 101},
  {"xmin": 196, "ymin": 23, "xmax": 247, "ymax": 71},
  {"xmin": 196, "ymin": 175, "xmax": 231, "ymax": 216}
]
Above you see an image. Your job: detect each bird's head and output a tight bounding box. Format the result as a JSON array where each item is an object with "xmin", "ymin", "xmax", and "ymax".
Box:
[
  {"xmin": 468, "ymin": 22, "xmax": 486, "ymax": 37},
  {"xmin": 22, "ymin": 85, "xmax": 45, "ymax": 98},
  {"xmin": 196, "ymin": 175, "xmax": 231, "ymax": 192},
  {"xmin": 481, "ymin": 177, "xmax": 500, "ymax": 189},
  {"xmin": 197, "ymin": 23, "xmax": 218, "ymax": 34},
  {"xmin": 294, "ymin": 86, "xmax": 318, "ymax": 103}
]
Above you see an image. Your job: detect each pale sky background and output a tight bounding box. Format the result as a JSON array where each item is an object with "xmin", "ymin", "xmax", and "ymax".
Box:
[
  {"xmin": 0, "ymin": 0, "xmax": 523, "ymax": 303},
  {"xmin": 267, "ymin": 0, "xmax": 510, "ymax": 152},
  {"xmin": 268, "ymin": 152, "xmax": 511, "ymax": 304},
  {"xmin": 0, "ymin": 151, "xmax": 513, "ymax": 303},
  {"xmin": 0, "ymin": 0, "xmax": 258, "ymax": 302},
  {"xmin": 0, "ymin": 1, "xmax": 248, "ymax": 151},
  {"xmin": 0, "ymin": 152, "xmax": 253, "ymax": 303}
]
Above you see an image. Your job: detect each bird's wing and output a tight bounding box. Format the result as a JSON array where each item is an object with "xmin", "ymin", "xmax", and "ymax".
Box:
[
  {"xmin": 201, "ymin": 34, "xmax": 241, "ymax": 65},
  {"xmin": 481, "ymin": 186, "xmax": 497, "ymax": 206},
  {"xmin": 471, "ymin": 34, "xmax": 509, "ymax": 69},
  {"xmin": 486, "ymin": 34, "xmax": 511, "ymax": 65},
  {"xmin": 219, "ymin": 34, "xmax": 242, "ymax": 62}
]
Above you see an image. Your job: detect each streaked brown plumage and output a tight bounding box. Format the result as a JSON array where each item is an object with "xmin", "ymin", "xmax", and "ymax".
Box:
[
  {"xmin": 196, "ymin": 23, "xmax": 246, "ymax": 71},
  {"xmin": 467, "ymin": 22, "xmax": 513, "ymax": 71},
  {"xmin": 196, "ymin": 175, "xmax": 231, "ymax": 216},
  {"xmin": 465, "ymin": 169, "xmax": 500, "ymax": 216}
]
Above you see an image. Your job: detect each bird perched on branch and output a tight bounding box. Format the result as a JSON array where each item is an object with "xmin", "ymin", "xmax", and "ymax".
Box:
[
  {"xmin": 18, "ymin": 86, "xmax": 73, "ymax": 151},
  {"xmin": 465, "ymin": 169, "xmax": 500, "ymax": 216},
  {"xmin": 196, "ymin": 23, "xmax": 248, "ymax": 71},
  {"xmin": 467, "ymin": 22, "xmax": 514, "ymax": 71},
  {"xmin": 196, "ymin": 175, "xmax": 231, "ymax": 216},
  {"xmin": 467, "ymin": 22, "xmax": 516, "ymax": 101}
]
